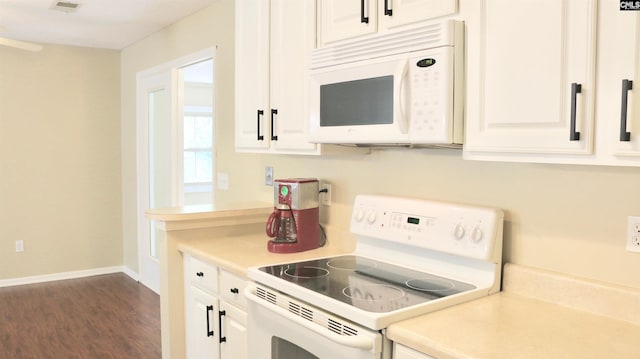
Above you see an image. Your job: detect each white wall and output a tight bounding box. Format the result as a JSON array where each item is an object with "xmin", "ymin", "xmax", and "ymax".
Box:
[
  {"xmin": 120, "ymin": 0, "xmax": 640, "ymax": 289},
  {"xmin": 0, "ymin": 45, "xmax": 122, "ymax": 279}
]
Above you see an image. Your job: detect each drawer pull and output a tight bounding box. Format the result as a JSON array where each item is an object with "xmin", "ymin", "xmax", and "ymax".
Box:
[
  {"xmin": 230, "ymin": 288, "xmax": 239, "ymax": 294},
  {"xmin": 196, "ymin": 272, "xmax": 204, "ymax": 277}
]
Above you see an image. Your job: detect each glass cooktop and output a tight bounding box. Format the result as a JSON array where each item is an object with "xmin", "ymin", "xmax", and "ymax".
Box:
[{"xmin": 257, "ymin": 255, "xmax": 476, "ymax": 313}]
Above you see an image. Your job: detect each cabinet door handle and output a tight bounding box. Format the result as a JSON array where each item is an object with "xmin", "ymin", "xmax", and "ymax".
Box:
[
  {"xmin": 620, "ymin": 79, "xmax": 633, "ymax": 142},
  {"xmin": 219, "ymin": 310, "xmax": 227, "ymax": 343},
  {"xmin": 360, "ymin": 0, "xmax": 369, "ymax": 23},
  {"xmin": 230, "ymin": 288, "xmax": 239, "ymax": 294},
  {"xmin": 257, "ymin": 109, "xmax": 264, "ymax": 141},
  {"xmin": 384, "ymin": 0, "xmax": 392, "ymax": 16},
  {"xmin": 206, "ymin": 305, "xmax": 214, "ymax": 337},
  {"xmin": 196, "ymin": 271, "xmax": 204, "ymax": 277},
  {"xmin": 569, "ymin": 83, "xmax": 582, "ymax": 141},
  {"xmin": 270, "ymin": 109, "xmax": 278, "ymax": 141}
]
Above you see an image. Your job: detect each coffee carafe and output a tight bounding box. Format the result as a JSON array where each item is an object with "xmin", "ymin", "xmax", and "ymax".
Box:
[{"xmin": 265, "ymin": 178, "xmax": 321, "ymax": 253}]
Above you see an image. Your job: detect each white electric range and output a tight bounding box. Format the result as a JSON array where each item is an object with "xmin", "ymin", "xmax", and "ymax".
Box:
[{"xmin": 245, "ymin": 195, "xmax": 504, "ymax": 359}]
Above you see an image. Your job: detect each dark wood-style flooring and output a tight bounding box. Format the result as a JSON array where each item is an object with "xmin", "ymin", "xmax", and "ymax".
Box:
[{"xmin": 0, "ymin": 273, "xmax": 161, "ymax": 359}]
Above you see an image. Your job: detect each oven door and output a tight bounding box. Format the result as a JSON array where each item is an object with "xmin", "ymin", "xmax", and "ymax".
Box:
[{"xmin": 245, "ymin": 283, "xmax": 388, "ymax": 359}]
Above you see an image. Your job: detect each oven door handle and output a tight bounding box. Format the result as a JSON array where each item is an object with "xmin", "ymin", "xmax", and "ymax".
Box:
[{"xmin": 244, "ymin": 286, "xmax": 375, "ymax": 350}]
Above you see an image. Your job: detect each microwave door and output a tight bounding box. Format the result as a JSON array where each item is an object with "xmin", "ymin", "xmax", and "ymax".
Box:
[{"xmin": 309, "ymin": 57, "xmax": 410, "ymax": 144}]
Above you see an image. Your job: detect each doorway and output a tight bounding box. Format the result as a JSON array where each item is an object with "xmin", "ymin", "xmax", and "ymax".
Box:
[{"xmin": 136, "ymin": 49, "xmax": 215, "ymax": 293}]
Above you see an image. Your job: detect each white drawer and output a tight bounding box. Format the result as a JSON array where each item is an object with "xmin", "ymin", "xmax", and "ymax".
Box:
[
  {"xmin": 187, "ymin": 256, "xmax": 219, "ymax": 294},
  {"xmin": 219, "ymin": 270, "xmax": 247, "ymax": 309}
]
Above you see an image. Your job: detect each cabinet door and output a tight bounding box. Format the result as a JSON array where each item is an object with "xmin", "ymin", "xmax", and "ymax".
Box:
[
  {"xmin": 465, "ymin": 0, "xmax": 597, "ymax": 158},
  {"xmin": 186, "ymin": 286, "xmax": 220, "ymax": 359},
  {"xmin": 270, "ymin": 0, "xmax": 319, "ymax": 153},
  {"xmin": 220, "ymin": 302, "xmax": 247, "ymax": 359},
  {"xmin": 598, "ymin": 5, "xmax": 640, "ymax": 161},
  {"xmin": 235, "ymin": 0, "xmax": 270, "ymax": 151},
  {"xmin": 378, "ymin": 0, "xmax": 457, "ymax": 32},
  {"xmin": 319, "ymin": 0, "xmax": 377, "ymax": 45},
  {"xmin": 394, "ymin": 344, "xmax": 436, "ymax": 359}
]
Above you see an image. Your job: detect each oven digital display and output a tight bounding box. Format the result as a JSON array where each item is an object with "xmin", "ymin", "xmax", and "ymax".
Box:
[{"xmin": 407, "ymin": 217, "xmax": 420, "ymax": 225}]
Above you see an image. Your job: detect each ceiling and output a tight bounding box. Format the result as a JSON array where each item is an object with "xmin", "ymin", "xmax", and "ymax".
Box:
[{"xmin": 0, "ymin": 0, "xmax": 217, "ymax": 49}]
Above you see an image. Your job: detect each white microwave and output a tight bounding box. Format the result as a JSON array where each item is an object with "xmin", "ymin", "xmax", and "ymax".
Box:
[{"xmin": 309, "ymin": 20, "xmax": 464, "ymax": 147}]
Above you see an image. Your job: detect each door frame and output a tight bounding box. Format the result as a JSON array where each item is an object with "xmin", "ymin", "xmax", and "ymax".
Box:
[{"xmin": 136, "ymin": 48, "xmax": 216, "ymax": 293}]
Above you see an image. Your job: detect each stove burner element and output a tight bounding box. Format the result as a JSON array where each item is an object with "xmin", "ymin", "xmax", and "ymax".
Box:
[
  {"xmin": 343, "ymin": 285, "xmax": 405, "ymax": 301},
  {"xmin": 284, "ymin": 266, "xmax": 329, "ymax": 279},
  {"xmin": 327, "ymin": 257, "xmax": 377, "ymax": 271},
  {"xmin": 406, "ymin": 278, "xmax": 455, "ymax": 292}
]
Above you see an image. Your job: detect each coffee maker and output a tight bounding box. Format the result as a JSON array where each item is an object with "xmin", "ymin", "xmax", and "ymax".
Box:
[{"xmin": 265, "ymin": 178, "xmax": 321, "ymax": 253}]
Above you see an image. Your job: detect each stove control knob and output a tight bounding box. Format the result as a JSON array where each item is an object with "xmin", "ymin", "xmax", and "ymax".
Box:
[
  {"xmin": 366, "ymin": 210, "xmax": 377, "ymax": 224},
  {"xmin": 471, "ymin": 226, "xmax": 484, "ymax": 242},
  {"xmin": 453, "ymin": 224, "xmax": 465, "ymax": 240},
  {"xmin": 354, "ymin": 208, "xmax": 365, "ymax": 222}
]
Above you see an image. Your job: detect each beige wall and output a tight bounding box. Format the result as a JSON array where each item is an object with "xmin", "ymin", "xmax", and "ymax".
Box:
[
  {"xmin": 0, "ymin": 45, "xmax": 121, "ymax": 279},
  {"xmin": 120, "ymin": 1, "xmax": 640, "ymax": 289}
]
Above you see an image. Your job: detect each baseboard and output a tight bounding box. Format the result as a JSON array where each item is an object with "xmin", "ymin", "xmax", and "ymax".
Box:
[
  {"xmin": 0, "ymin": 266, "xmax": 134, "ymax": 288},
  {"xmin": 121, "ymin": 266, "xmax": 140, "ymax": 282}
]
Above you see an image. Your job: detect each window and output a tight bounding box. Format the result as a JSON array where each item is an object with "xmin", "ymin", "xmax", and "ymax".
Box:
[
  {"xmin": 180, "ymin": 58, "xmax": 214, "ymax": 204},
  {"xmin": 183, "ymin": 106, "xmax": 213, "ymax": 192}
]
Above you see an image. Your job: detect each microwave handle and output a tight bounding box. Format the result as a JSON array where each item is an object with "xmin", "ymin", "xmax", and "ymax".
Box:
[{"xmin": 398, "ymin": 60, "xmax": 409, "ymax": 133}]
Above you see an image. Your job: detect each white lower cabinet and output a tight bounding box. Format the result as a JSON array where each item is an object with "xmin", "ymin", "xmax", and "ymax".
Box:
[
  {"xmin": 184, "ymin": 254, "xmax": 248, "ymax": 359},
  {"xmin": 219, "ymin": 302, "xmax": 247, "ymax": 359},
  {"xmin": 394, "ymin": 344, "xmax": 436, "ymax": 359},
  {"xmin": 186, "ymin": 286, "xmax": 220, "ymax": 359}
]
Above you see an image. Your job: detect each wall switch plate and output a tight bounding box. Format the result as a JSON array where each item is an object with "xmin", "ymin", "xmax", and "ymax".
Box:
[
  {"xmin": 265, "ymin": 166, "xmax": 273, "ymax": 186},
  {"xmin": 320, "ymin": 182, "xmax": 332, "ymax": 206},
  {"xmin": 15, "ymin": 240, "xmax": 24, "ymax": 252},
  {"xmin": 627, "ymin": 216, "xmax": 640, "ymax": 253},
  {"xmin": 217, "ymin": 172, "xmax": 229, "ymax": 190}
]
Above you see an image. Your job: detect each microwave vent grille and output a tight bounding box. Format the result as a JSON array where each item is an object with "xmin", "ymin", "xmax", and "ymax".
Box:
[{"xmin": 311, "ymin": 20, "xmax": 460, "ymax": 69}]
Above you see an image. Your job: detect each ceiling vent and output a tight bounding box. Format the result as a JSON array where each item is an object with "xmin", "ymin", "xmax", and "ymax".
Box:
[{"xmin": 51, "ymin": 1, "xmax": 80, "ymax": 13}]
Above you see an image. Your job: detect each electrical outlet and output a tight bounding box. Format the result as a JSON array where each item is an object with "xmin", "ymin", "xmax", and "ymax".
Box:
[
  {"xmin": 265, "ymin": 166, "xmax": 273, "ymax": 186},
  {"xmin": 627, "ymin": 216, "xmax": 640, "ymax": 253},
  {"xmin": 15, "ymin": 240, "xmax": 24, "ymax": 252},
  {"xmin": 320, "ymin": 182, "xmax": 332, "ymax": 206}
]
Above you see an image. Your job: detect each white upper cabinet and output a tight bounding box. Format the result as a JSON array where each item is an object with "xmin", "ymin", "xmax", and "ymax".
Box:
[
  {"xmin": 464, "ymin": 0, "xmax": 598, "ymax": 158},
  {"xmin": 595, "ymin": 6, "xmax": 640, "ymax": 164},
  {"xmin": 235, "ymin": 0, "xmax": 270, "ymax": 151},
  {"xmin": 464, "ymin": 0, "xmax": 640, "ymax": 166},
  {"xmin": 318, "ymin": 0, "xmax": 457, "ymax": 46},
  {"xmin": 320, "ymin": 0, "xmax": 377, "ymax": 44},
  {"xmin": 235, "ymin": 0, "xmax": 319, "ymax": 154}
]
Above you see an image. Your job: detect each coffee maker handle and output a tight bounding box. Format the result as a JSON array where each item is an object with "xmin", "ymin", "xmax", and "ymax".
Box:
[{"xmin": 266, "ymin": 211, "xmax": 280, "ymax": 238}]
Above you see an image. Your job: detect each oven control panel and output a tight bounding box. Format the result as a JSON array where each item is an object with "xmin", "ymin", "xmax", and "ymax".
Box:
[{"xmin": 350, "ymin": 195, "xmax": 504, "ymax": 261}]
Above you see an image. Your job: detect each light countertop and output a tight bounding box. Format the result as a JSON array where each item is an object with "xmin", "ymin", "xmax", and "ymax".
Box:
[
  {"xmin": 176, "ymin": 226, "xmax": 356, "ymax": 278},
  {"xmin": 387, "ymin": 263, "xmax": 640, "ymax": 359},
  {"xmin": 155, "ymin": 205, "xmax": 640, "ymax": 359}
]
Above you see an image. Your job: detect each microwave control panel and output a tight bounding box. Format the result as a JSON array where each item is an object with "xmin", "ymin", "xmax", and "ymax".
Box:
[{"xmin": 408, "ymin": 47, "xmax": 456, "ymax": 142}]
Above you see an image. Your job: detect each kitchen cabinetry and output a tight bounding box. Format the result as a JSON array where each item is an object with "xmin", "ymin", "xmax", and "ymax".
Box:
[
  {"xmin": 318, "ymin": 0, "xmax": 457, "ymax": 46},
  {"xmin": 464, "ymin": 0, "xmax": 640, "ymax": 166},
  {"xmin": 464, "ymin": 0, "xmax": 597, "ymax": 157},
  {"xmin": 394, "ymin": 344, "xmax": 436, "ymax": 359},
  {"xmin": 184, "ymin": 255, "xmax": 248, "ymax": 359},
  {"xmin": 234, "ymin": 0, "xmax": 318, "ymax": 154},
  {"xmin": 594, "ymin": 5, "xmax": 640, "ymax": 164}
]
